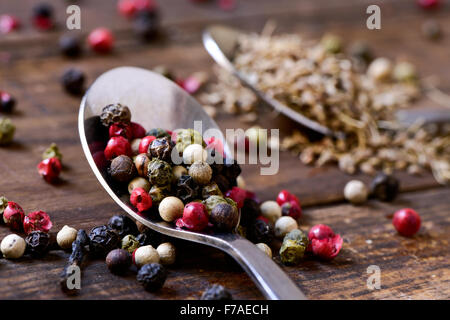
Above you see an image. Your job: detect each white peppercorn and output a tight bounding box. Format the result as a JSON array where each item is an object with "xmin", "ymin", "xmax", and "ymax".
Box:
[
  {"xmin": 130, "ymin": 138, "xmax": 142, "ymax": 156},
  {"xmin": 134, "ymin": 245, "xmax": 160, "ymax": 268},
  {"xmin": 56, "ymin": 225, "xmax": 78, "ymax": 249},
  {"xmin": 172, "ymin": 165, "xmax": 188, "ymax": 180},
  {"xmin": 274, "ymin": 216, "xmax": 298, "ymax": 238},
  {"xmin": 256, "ymin": 243, "xmax": 272, "ymax": 258},
  {"xmin": 344, "ymin": 180, "xmax": 368, "ymax": 204},
  {"xmin": 367, "ymin": 57, "xmax": 392, "ymax": 82},
  {"xmin": 1, "ymin": 234, "xmax": 26, "ymax": 259},
  {"xmin": 236, "ymin": 176, "xmax": 246, "ymax": 189},
  {"xmin": 183, "ymin": 144, "xmax": 207, "ymax": 164},
  {"xmin": 158, "ymin": 196, "xmax": 184, "ymax": 222},
  {"xmin": 188, "ymin": 161, "xmax": 212, "ymax": 185},
  {"xmin": 128, "ymin": 177, "xmax": 151, "ymax": 194},
  {"xmin": 260, "ymin": 200, "xmax": 281, "ymax": 224},
  {"xmin": 156, "ymin": 242, "xmax": 176, "ymax": 265}
]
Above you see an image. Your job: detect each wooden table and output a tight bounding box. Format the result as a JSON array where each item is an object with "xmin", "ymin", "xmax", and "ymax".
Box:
[{"xmin": 0, "ymin": 0, "xmax": 449, "ymax": 300}]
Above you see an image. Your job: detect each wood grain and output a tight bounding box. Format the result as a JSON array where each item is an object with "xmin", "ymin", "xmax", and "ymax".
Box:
[{"xmin": 0, "ymin": 0, "xmax": 449, "ymax": 300}]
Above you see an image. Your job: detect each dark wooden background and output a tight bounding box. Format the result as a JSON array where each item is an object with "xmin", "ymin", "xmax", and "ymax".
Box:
[{"xmin": 0, "ymin": 0, "xmax": 449, "ymax": 300}]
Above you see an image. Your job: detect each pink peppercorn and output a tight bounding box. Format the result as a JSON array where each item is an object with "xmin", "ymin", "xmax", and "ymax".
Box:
[
  {"xmin": 23, "ymin": 211, "xmax": 53, "ymax": 234},
  {"xmin": 281, "ymin": 200, "xmax": 302, "ymax": 220},
  {"xmin": 118, "ymin": 0, "xmax": 138, "ymax": 18},
  {"xmin": 308, "ymin": 224, "xmax": 342, "ymax": 260},
  {"xmin": 393, "ymin": 208, "xmax": 421, "ymax": 237},
  {"xmin": 0, "ymin": 14, "xmax": 20, "ymax": 34},
  {"xmin": 417, "ymin": 0, "xmax": 440, "ymax": 10},
  {"xmin": 180, "ymin": 76, "xmax": 202, "ymax": 94},
  {"xmin": 130, "ymin": 187, "xmax": 153, "ymax": 212},
  {"xmin": 225, "ymin": 187, "xmax": 246, "ymax": 209},
  {"xmin": 88, "ymin": 28, "xmax": 114, "ymax": 53},
  {"xmin": 37, "ymin": 157, "xmax": 62, "ymax": 183},
  {"xmin": 218, "ymin": 0, "xmax": 236, "ymax": 11},
  {"xmin": 176, "ymin": 202, "xmax": 209, "ymax": 232},
  {"xmin": 109, "ymin": 122, "xmax": 133, "ymax": 140},
  {"xmin": 139, "ymin": 135, "xmax": 156, "ymax": 154},
  {"xmin": 104, "ymin": 136, "xmax": 131, "ymax": 160},
  {"xmin": 310, "ymin": 235, "xmax": 343, "ymax": 261},
  {"xmin": 131, "ymin": 122, "xmax": 146, "ymax": 139},
  {"xmin": 205, "ymin": 136, "xmax": 224, "ymax": 157},
  {"xmin": 33, "ymin": 16, "xmax": 53, "ymax": 31},
  {"xmin": 3, "ymin": 201, "xmax": 25, "ymax": 231},
  {"xmin": 276, "ymin": 189, "xmax": 300, "ymax": 207},
  {"xmin": 88, "ymin": 141, "xmax": 105, "ymax": 154}
]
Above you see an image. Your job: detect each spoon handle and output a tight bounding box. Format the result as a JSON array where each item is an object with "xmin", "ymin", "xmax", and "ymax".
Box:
[{"xmin": 223, "ymin": 235, "xmax": 307, "ymax": 300}]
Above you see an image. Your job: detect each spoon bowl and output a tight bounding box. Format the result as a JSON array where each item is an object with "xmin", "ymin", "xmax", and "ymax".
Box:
[{"xmin": 78, "ymin": 66, "xmax": 307, "ymax": 300}]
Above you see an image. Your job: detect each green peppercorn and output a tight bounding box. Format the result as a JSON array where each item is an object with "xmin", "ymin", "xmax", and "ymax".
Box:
[
  {"xmin": 175, "ymin": 128, "xmax": 205, "ymax": 154},
  {"xmin": 43, "ymin": 143, "xmax": 63, "ymax": 161},
  {"xmin": 147, "ymin": 158, "xmax": 173, "ymax": 186},
  {"xmin": 279, "ymin": 239, "xmax": 306, "ymax": 265},
  {"xmin": 0, "ymin": 118, "xmax": 15, "ymax": 145},
  {"xmin": 203, "ymin": 195, "xmax": 236, "ymax": 215},
  {"xmin": 149, "ymin": 185, "xmax": 171, "ymax": 204},
  {"xmin": 100, "ymin": 103, "xmax": 131, "ymax": 127},
  {"xmin": 201, "ymin": 182, "xmax": 223, "ymax": 199},
  {"xmin": 0, "ymin": 196, "xmax": 8, "ymax": 215},
  {"xmin": 121, "ymin": 234, "xmax": 140, "ymax": 254},
  {"xmin": 283, "ymin": 229, "xmax": 309, "ymax": 246},
  {"xmin": 321, "ymin": 34, "xmax": 342, "ymax": 54},
  {"xmin": 149, "ymin": 137, "xmax": 173, "ymax": 161}
]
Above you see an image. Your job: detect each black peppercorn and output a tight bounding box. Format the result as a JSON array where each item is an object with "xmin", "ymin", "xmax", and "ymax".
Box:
[
  {"xmin": 213, "ymin": 174, "xmax": 231, "ymax": 193},
  {"xmin": 147, "ymin": 158, "xmax": 173, "ymax": 186},
  {"xmin": 61, "ymin": 68, "xmax": 85, "ymax": 95},
  {"xmin": 240, "ymin": 198, "xmax": 261, "ymax": 227},
  {"xmin": 89, "ymin": 225, "xmax": 120, "ymax": 257},
  {"xmin": 25, "ymin": 231, "xmax": 51, "ymax": 257},
  {"xmin": 201, "ymin": 284, "xmax": 233, "ymax": 300},
  {"xmin": 108, "ymin": 215, "xmax": 139, "ymax": 238},
  {"xmin": 136, "ymin": 263, "xmax": 167, "ymax": 292},
  {"xmin": 33, "ymin": 3, "xmax": 53, "ymax": 19},
  {"xmin": 247, "ymin": 219, "xmax": 274, "ymax": 244},
  {"xmin": 133, "ymin": 10, "xmax": 159, "ymax": 42},
  {"xmin": 176, "ymin": 175, "xmax": 199, "ymax": 203},
  {"xmin": 222, "ymin": 160, "xmax": 242, "ymax": 182},
  {"xmin": 0, "ymin": 92, "xmax": 16, "ymax": 113},
  {"xmin": 146, "ymin": 128, "xmax": 171, "ymax": 139},
  {"xmin": 109, "ymin": 155, "xmax": 136, "ymax": 183},
  {"xmin": 59, "ymin": 35, "xmax": 82, "ymax": 58},
  {"xmin": 370, "ymin": 173, "xmax": 400, "ymax": 202},
  {"xmin": 106, "ymin": 249, "xmax": 131, "ymax": 275},
  {"xmin": 150, "ymin": 137, "xmax": 173, "ymax": 161},
  {"xmin": 100, "ymin": 103, "xmax": 131, "ymax": 126},
  {"xmin": 210, "ymin": 203, "xmax": 239, "ymax": 232}
]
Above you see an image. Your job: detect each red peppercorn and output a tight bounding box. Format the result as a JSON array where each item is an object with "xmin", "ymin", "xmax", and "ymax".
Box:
[
  {"xmin": 0, "ymin": 14, "xmax": 20, "ymax": 34},
  {"xmin": 37, "ymin": 157, "xmax": 62, "ymax": 183},
  {"xmin": 176, "ymin": 202, "xmax": 209, "ymax": 232},
  {"xmin": 205, "ymin": 136, "xmax": 224, "ymax": 157},
  {"xmin": 93, "ymin": 151, "xmax": 107, "ymax": 170},
  {"xmin": 130, "ymin": 187, "xmax": 153, "ymax": 212},
  {"xmin": 33, "ymin": 16, "xmax": 53, "ymax": 31},
  {"xmin": 392, "ymin": 208, "xmax": 421, "ymax": 237},
  {"xmin": 417, "ymin": 0, "xmax": 440, "ymax": 10},
  {"xmin": 308, "ymin": 224, "xmax": 335, "ymax": 241},
  {"xmin": 23, "ymin": 211, "xmax": 53, "ymax": 234},
  {"xmin": 218, "ymin": 0, "xmax": 236, "ymax": 11},
  {"xmin": 131, "ymin": 122, "xmax": 146, "ymax": 139},
  {"xmin": 139, "ymin": 135, "xmax": 156, "ymax": 154},
  {"xmin": 308, "ymin": 224, "xmax": 342, "ymax": 260},
  {"xmin": 3, "ymin": 201, "xmax": 25, "ymax": 231},
  {"xmin": 88, "ymin": 141, "xmax": 105, "ymax": 154},
  {"xmin": 276, "ymin": 189, "xmax": 300, "ymax": 207},
  {"xmin": 281, "ymin": 200, "xmax": 302, "ymax": 220},
  {"xmin": 118, "ymin": 0, "xmax": 137, "ymax": 18},
  {"xmin": 225, "ymin": 187, "xmax": 246, "ymax": 209},
  {"xmin": 310, "ymin": 235, "xmax": 343, "ymax": 261},
  {"xmin": 104, "ymin": 136, "xmax": 131, "ymax": 160},
  {"xmin": 88, "ymin": 28, "xmax": 114, "ymax": 53},
  {"xmin": 256, "ymin": 215, "xmax": 270, "ymax": 224},
  {"xmin": 109, "ymin": 122, "xmax": 133, "ymax": 140}
]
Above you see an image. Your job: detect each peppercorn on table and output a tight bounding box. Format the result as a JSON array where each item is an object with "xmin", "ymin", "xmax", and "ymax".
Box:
[{"xmin": 0, "ymin": 0, "xmax": 449, "ymax": 299}]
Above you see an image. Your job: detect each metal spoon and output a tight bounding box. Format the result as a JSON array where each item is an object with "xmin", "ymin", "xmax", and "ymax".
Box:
[
  {"xmin": 203, "ymin": 25, "xmax": 343, "ymax": 139},
  {"xmin": 78, "ymin": 66, "xmax": 307, "ymax": 300}
]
